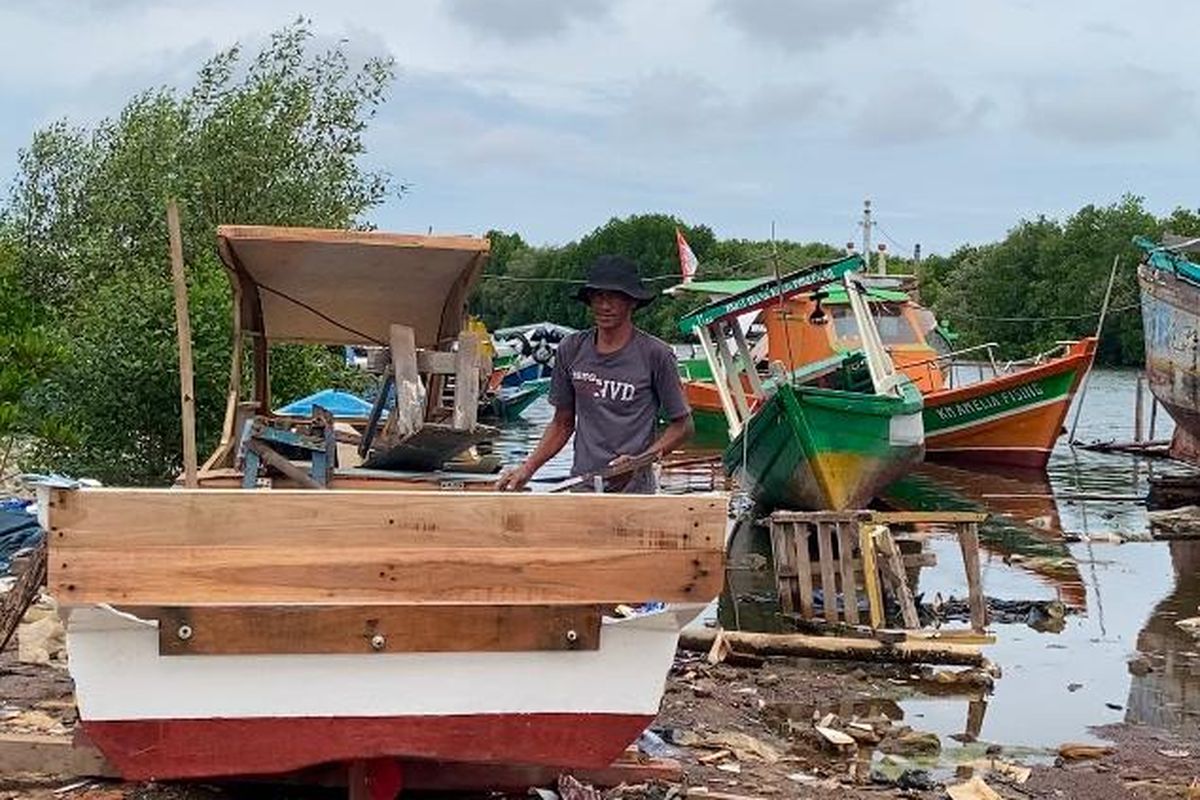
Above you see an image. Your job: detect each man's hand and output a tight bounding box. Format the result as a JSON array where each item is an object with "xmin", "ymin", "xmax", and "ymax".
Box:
[
  {"xmin": 496, "ymin": 462, "xmax": 535, "ymax": 491},
  {"xmin": 608, "ymin": 451, "xmax": 656, "ymax": 471}
]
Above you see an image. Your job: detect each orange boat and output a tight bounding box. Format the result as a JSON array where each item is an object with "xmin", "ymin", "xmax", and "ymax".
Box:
[{"xmin": 677, "ymin": 276, "xmax": 1096, "ymax": 469}]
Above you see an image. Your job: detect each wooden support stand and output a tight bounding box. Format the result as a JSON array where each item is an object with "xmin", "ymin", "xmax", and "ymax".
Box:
[{"xmin": 767, "ymin": 510, "xmax": 988, "ymax": 635}]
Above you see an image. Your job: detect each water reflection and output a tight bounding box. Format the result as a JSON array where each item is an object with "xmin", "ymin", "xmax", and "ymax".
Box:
[
  {"xmin": 1127, "ymin": 541, "xmax": 1200, "ymax": 735},
  {"xmin": 492, "ymin": 369, "xmax": 1200, "ymax": 751}
]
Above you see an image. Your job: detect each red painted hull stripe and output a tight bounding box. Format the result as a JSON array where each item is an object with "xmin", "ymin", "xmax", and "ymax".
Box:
[{"xmin": 83, "ymin": 713, "xmax": 655, "ymax": 781}]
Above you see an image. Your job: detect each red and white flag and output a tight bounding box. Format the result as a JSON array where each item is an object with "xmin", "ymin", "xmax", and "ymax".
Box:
[{"xmin": 676, "ymin": 228, "xmax": 698, "ymax": 284}]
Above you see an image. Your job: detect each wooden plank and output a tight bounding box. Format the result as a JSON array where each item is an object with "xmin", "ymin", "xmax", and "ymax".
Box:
[
  {"xmin": 453, "ymin": 331, "xmax": 481, "ymax": 430},
  {"xmin": 48, "ymin": 488, "xmax": 724, "ymax": 550},
  {"xmin": 166, "ymin": 200, "xmax": 198, "ymax": 488},
  {"xmin": 389, "ymin": 323, "xmax": 424, "ymax": 438},
  {"xmin": 416, "ymin": 349, "xmax": 457, "ymax": 374},
  {"xmin": 816, "ymin": 522, "xmax": 838, "ymax": 623},
  {"xmin": 51, "ymin": 545, "xmax": 724, "ymax": 605},
  {"xmin": 769, "ymin": 521, "xmax": 796, "ymax": 614},
  {"xmin": 769, "ymin": 510, "xmax": 870, "ymax": 524},
  {"xmin": 868, "ymin": 511, "xmax": 988, "ymax": 524},
  {"xmin": 678, "ymin": 629, "xmax": 985, "ymax": 667},
  {"xmin": 966, "ymin": 698, "xmax": 988, "ymax": 740},
  {"xmin": 0, "ymin": 733, "xmax": 117, "ymax": 778},
  {"xmin": 136, "ymin": 604, "xmax": 601, "ymax": 655},
  {"xmin": 874, "ymin": 527, "xmax": 920, "ymax": 628},
  {"xmin": 836, "ymin": 522, "xmax": 861, "ymax": 626},
  {"xmin": 959, "ymin": 522, "xmax": 988, "ymax": 633},
  {"xmin": 730, "ymin": 322, "xmax": 765, "ymax": 398},
  {"xmin": 795, "ymin": 522, "xmax": 815, "ymax": 620},
  {"xmin": 715, "ymin": 323, "xmax": 751, "ymax": 420},
  {"xmin": 797, "ymin": 551, "xmax": 935, "ymax": 576},
  {"xmin": 696, "ymin": 325, "xmax": 742, "ymax": 438},
  {"xmin": 0, "ymin": 541, "xmax": 46, "ymax": 652}
]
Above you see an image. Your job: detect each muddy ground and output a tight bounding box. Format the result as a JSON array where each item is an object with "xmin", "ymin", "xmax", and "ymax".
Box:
[{"xmin": 2, "ymin": 642, "xmax": 1198, "ymax": 800}]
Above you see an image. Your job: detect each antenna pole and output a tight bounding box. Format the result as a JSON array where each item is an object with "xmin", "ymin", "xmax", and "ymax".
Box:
[{"xmin": 859, "ymin": 199, "xmax": 876, "ymax": 273}]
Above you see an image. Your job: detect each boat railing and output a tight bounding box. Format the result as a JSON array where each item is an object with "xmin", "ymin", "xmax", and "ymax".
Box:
[
  {"xmin": 899, "ymin": 342, "xmax": 1003, "ymax": 389},
  {"xmin": 1000, "ymin": 341, "xmax": 1075, "ymax": 371}
]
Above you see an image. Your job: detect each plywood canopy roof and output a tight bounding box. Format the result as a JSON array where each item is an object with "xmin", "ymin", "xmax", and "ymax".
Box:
[{"xmin": 216, "ymin": 226, "xmax": 490, "ymax": 348}]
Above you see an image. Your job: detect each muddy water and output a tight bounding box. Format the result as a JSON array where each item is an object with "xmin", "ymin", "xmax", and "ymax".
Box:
[{"xmin": 493, "ymin": 368, "xmax": 1200, "ymax": 758}]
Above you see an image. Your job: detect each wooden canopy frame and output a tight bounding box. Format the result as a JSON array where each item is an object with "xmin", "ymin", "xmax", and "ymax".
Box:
[{"xmin": 204, "ymin": 226, "xmax": 490, "ymax": 472}]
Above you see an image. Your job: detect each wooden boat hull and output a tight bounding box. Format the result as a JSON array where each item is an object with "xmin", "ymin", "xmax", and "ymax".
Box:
[
  {"xmin": 66, "ymin": 603, "xmax": 702, "ymax": 780},
  {"xmin": 724, "ymin": 381, "xmax": 924, "ymax": 511},
  {"xmin": 922, "ymin": 338, "xmax": 1096, "ymax": 469},
  {"xmin": 1139, "ymin": 263, "xmax": 1200, "ymax": 466}
]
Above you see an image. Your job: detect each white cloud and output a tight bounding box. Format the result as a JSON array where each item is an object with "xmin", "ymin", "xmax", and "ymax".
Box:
[
  {"xmin": 1023, "ymin": 66, "xmax": 1194, "ymax": 144},
  {"xmin": 443, "ymin": 0, "xmax": 611, "ymax": 43},
  {"xmin": 715, "ymin": 0, "xmax": 910, "ymax": 52}
]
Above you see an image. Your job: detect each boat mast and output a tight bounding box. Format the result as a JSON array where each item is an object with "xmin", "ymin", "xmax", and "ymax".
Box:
[{"xmin": 859, "ymin": 199, "xmax": 876, "ymax": 274}]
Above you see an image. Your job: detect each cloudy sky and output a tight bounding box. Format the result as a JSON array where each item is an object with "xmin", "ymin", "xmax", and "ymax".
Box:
[{"xmin": 1, "ymin": 0, "xmax": 1195, "ymax": 254}]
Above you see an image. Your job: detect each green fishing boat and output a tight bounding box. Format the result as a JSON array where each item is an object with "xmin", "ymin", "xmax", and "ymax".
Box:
[
  {"xmin": 679, "ymin": 255, "xmax": 925, "ymax": 511},
  {"xmin": 725, "ymin": 356, "xmax": 924, "ymax": 510}
]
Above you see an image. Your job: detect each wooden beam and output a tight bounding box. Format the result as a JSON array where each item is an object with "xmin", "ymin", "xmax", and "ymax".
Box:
[
  {"xmin": 874, "ymin": 527, "xmax": 920, "ymax": 628},
  {"xmin": 795, "ymin": 522, "xmax": 815, "ymax": 619},
  {"xmin": 48, "ymin": 489, "xmax": 725, "ymax": 550},
  {"xmin": 836, "ymin": 522, "xmax": 860, "ymax": 626},
  {"xmin": 868, "ymin": 511, "xmax": 988, "ymax": 524},
  {"xmin": 53, "ymin": 545, "xmax": 723, "ymax": 605},
  {"xmin": 816, "ymin": 521, "xmax": 838, "ymax": 624},
  {"xmin": 959, "ymin": 522, "xmax": 988, "ymax": 633},
  {"xmin": 859, "ymin": 523, "xmax": 885, "ymax": 629},
  {"xmin": 166, "ymin": 200, "xmax": 198, "ymax": 488},
  {"xmin": 389, "ymin": 324, "xmax": 424, "ymax": 438},
  {"xmin": 47, "ymin": 489, "xmax": 726, "ymax": 606},
  {"xmin": 730, "ymin": 322, "xmax": 765, "ymax": 398},
  {"xmin": 134, "ymin": 604, "xmax": 601, "ymax": 655},
  {"xmin": 0, "ymin": 541, "xmax": 46, "ymax": 652},
  {"xmin": 453, "ymin": 331, "xmax": 481, "ymax": 430},
  {"xmin": 715, "ymin": 323, "xmax": 751, "ymax": 421},
  {"xmin": 696, "ymin": 325, "xmax": 742, "ymax": 438},
  {"xmin": 245, "ymin": 439, "xmax": 321, "ymax": 489},
  {"xmin": 416, "ymin": 350, "xmax": 457, "ymax": 375},
  {"xmin": 678, "ymin": 629, "xmax": 985, "ymax": 667}
]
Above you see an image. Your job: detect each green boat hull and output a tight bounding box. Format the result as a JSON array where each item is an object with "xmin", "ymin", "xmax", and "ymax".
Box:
[{"xmin": 724, "ymin": 380, "xmax": 925, "ymax": 511}]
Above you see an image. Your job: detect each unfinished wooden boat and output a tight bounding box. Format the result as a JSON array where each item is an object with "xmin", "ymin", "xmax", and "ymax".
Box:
[
  {"xmin": 673, "ymin": 273, "xmax": 1094, "ymax": 469},
  {"xmin": 42, "ymin": 225, "xmax": 728, "ymax": 784},
  {"xmin": 679, "ymin": 256, "xmax": 924, "ymax": 511},
  {"xmin": 1136, "ymin": 236, "xmax": 1200, "ymax": 466}
]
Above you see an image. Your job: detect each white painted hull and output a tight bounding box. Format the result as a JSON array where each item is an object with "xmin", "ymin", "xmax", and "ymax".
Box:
[{"xmin": 67, "ymin": 603, "xmax": 703, "ymax": 722}]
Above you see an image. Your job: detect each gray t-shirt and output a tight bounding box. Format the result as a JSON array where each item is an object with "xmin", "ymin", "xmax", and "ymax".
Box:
[{"xmin": 549, "ymin": 328, "xmax": 691, "ymax": 493}]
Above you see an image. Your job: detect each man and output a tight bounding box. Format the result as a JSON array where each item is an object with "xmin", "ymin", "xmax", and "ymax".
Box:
[{"xmin": 496, "ymin": 254, "xmax": 693, "ymax": 493}]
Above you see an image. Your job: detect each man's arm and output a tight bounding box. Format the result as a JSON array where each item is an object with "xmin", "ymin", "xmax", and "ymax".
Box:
[{"xmin": 496, "ymin": 405, "xmax": 575, "ymax": 490}]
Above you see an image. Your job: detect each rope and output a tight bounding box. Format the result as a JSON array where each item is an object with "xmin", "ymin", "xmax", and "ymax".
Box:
[{"xmin": 254, "ymin": 281, "xmax": 387, "ymax": 345}]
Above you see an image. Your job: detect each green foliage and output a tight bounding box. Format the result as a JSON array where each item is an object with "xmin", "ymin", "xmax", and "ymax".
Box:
[
  {"xmin": 0, "ymin": 233, "xmax": 64, "ymax": 474},
  {"xmin": 6, "ymin": 19, "xmax": 396, "ymax": 484},
  {"xmin": 924, "ymin": 195, "xmax": 1162, "ymax": 366}
]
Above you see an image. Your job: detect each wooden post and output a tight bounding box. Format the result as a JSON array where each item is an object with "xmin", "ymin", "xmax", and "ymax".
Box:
[
  {"xmin": 874, "ymin": 527, "xmax": 920, "ymax": 628},
  {"xmin": 795, "ymin": 522, "xmax": 815, "ymax": 620},
  {"xmin": 1149, "ymin": 397, "xmax": 1158, "ymax": 441},
  {"xmin": 389, "ymin": 324, "xmax": 425, "ymax": 438},
  {"xmin": 958, "ymin": 522, "xmax": 987, "ymax": 632},
  {"xmin": 1134, "ymin": 374, "xmax": 1145, "ymax": 443},
  {"xmin": 714, "ymin": 323, "xmax": 752, "ymax": 420},
  {"xmin": 859, "ymin": 524, "xmax": 885, "ymax": 628},
  {"xmin": 770, "ymin": 522, "xmax": 796, "ymax": 614},
  {"xmin": 816, "ymin": 522, "xmax": 838, "ymax": 623},
  {"xmin": 166, "ymin": 200, "xmax": 198, "ymax": 488},
  {"xmin": 0, "ymin": 541, "xmax": 46, "ymax": 652},
  {"xmin": 836, "ymin": 522, "xmax": 861, "ymax": 625},
  {"xmin": 731, "ymin": 322, "xmax": 765, "ymax": 398},
  {"xmin": 696, "ymin": 325, "xmax": 742, "ymax": 439},
  {"xmin": 453, "ymin": 332, "xmax": 481, "ymax": 431}
]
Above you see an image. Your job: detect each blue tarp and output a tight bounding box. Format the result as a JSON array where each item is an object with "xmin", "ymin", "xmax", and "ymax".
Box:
[
  {"xmin": 275, "ymin": 389, "xmax": 376, "ymax": 419},
  {"xmin": 0, "ymin": 502, "xmax": 42, "ymax": 575}
]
